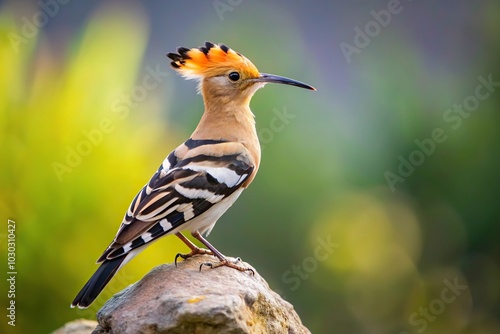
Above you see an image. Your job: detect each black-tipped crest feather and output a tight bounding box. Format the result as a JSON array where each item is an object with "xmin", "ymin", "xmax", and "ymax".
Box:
[
  {"xmin": 167, "ymin": 52, "xmax": 181, "ymax": 61},
  {"xmin": 177, "ymin": 47, "xmax": 191, "ymax": 58}
]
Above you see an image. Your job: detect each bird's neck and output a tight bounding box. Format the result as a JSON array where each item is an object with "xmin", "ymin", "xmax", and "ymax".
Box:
[
  {"xmin": 191, "ymin": 95, "xmax": 261, "ymax": 166},
  {"xmin": 192, "ymin": 94, "xmax": 254, "ymax": 141}
]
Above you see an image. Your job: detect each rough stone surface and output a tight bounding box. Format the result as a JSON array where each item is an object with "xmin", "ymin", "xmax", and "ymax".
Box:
[
  {"xmin": 92, "ymin": 255, "xmax": 310, "ymax": 334},
  {"xmin": 53, "ymin": 319, "xmax": 99, "ymax": 334}
]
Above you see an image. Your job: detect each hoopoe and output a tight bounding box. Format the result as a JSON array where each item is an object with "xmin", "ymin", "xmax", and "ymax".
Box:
[{"xmin": 71, "ymin": 41, "xmax": 315, "ymax": 308}]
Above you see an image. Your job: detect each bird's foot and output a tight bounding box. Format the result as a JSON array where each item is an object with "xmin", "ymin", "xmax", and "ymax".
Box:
[
  {"xmin": 199, "ymin": 257, "xmax": 254, "ymax": 275},
  {"xmin": 175, "ymin": 247, "xmax": 213, "ymax": 266}
]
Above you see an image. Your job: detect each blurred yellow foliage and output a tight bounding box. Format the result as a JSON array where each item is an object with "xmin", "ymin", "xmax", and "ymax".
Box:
[{"xmin": 0, "ymin": 5, "xmax": 182, "ymax": 332}]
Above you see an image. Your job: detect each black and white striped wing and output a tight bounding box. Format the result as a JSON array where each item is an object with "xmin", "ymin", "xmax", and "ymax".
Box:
[{"xmin": 97, "ymin": 148, "xmax": 254, "ymax": 263}]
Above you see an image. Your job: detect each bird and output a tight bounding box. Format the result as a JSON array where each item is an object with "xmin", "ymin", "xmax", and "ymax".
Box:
[{"xmin": 71, "ymin": 41, "xmax": 315, "ymax": 308}]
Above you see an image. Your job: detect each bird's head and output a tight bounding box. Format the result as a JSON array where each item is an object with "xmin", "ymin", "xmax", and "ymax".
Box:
[{"xmin": 167, "ymin": 41, "xmax": 315, "ymax": 105}]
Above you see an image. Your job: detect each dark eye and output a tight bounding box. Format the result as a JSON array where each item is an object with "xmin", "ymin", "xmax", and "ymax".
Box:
[{"xmin": 228, "ymin": 72, "xmax": 240, "ymax": 81}]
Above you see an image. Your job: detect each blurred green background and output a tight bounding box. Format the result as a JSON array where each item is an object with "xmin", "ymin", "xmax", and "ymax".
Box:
[{"xmin": 1, "ymin": 0, "xmax": 499, "ymax": 333}]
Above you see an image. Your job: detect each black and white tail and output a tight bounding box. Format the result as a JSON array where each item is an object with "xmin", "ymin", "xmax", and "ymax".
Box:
[{"xmin": 70, "ymin": 256, "xmax": 125, "ymax": 309}]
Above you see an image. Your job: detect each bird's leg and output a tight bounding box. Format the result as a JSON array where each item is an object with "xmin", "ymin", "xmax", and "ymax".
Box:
[
  {"xmin": 191, "ymin": 231, "xmax": 254, "ymax": 275},
  {"xmin": 174, "ymin": 232, "xmax": 213, "ymax": 266}
]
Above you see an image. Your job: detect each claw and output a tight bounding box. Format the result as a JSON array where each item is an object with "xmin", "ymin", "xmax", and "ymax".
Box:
[
  {"xmin": 174, "ymin": 247, "xmax": 213, "ymax": 267},
  {"xmin": 199, "ymin": 262, "xmax": 213, "ymax": 271},
  {"xmin": 188, "ymin": 231, "xmax": 253, "ymax": 275},
  {"xmin": 199, "ymin": 258, "xmax": 254, "ymax": 275},
  {"xmin": 174, "ymin": 253, "xmax": 187, "ymax": 267}
]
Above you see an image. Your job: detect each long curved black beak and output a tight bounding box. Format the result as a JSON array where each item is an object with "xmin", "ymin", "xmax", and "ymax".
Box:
[{"xmin": 255, "ymin": 73, "xmax": 316, "ymax": 90}]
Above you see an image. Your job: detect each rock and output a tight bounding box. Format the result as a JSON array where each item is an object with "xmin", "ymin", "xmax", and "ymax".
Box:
[
  {"xmin": 53, "ymin": 319, "xmax": 98, "ymax": 334},
  {"xmin": 93, "ymin": 255, "xmax": 310, "ymax": 334}
]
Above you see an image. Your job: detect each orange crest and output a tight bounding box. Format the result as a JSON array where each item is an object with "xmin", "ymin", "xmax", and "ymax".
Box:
[{"xmin": 167, "ymin": 42, "xmax": 260, "ymax": 80}]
